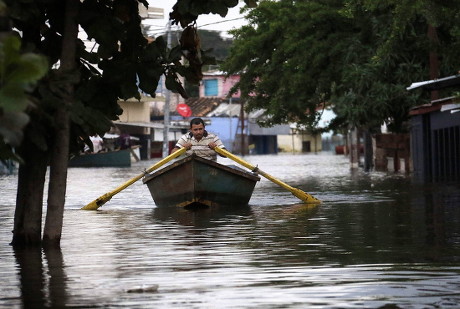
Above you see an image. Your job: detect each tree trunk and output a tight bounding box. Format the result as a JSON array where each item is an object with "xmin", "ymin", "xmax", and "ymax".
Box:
[
  {"xmin": 363, "ymin": 129, "xmax": 373, "ymax": 172},
  {"xmin": 43, "ymin": 106, "xmax": 70, "ymax": 246},
  {"xmin": 43, "ymin": 0, "xmax": 79, "ymax": 247},
  {"xmin": 349, "ymin": 127, "xmax": 359, "ymax": 168},
  {"xmin": 11, "ymin": 135, "xmax": 48, "ymax": 247},
  {"xmin": 3, "ymin": 0, "xmax": 48, "ymax": 248},
  {"xmin": 428, "ymin": 24, "xmax": 439, "ymax": 101}
]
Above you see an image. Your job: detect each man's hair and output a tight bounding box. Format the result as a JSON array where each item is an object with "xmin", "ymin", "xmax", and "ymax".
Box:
[{"xmin": 189, "ymin": 117, "xmax": 205, "ymax": 127}]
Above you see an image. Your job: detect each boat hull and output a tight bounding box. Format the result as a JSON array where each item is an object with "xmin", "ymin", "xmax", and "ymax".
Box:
[
  {"xmin": 68, "ymin": 149, "xmax": 131, "ymax": 167},
  {"xmin": 143, "ymin": 154, "xmax": 260, "ymax": 208}
]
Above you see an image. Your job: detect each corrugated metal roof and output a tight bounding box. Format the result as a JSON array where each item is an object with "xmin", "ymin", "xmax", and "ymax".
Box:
[
  {"xmin": 249, "ymin": 123, "xmax": 291, "ymax": 135},
  {"xmin": 205, "ymin": 102, "xmax": 268, "ymax": 119},
  {"xmin": 207, "ymin": 103, "xmax": 241, "ymax": 117}
]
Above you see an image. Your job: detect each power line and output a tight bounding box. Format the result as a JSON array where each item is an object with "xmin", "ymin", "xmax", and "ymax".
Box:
[
  {"xmin": 144, "ymin": 16, "xmax": 247, "ymax": 32},
  {"xmin": 199, "ymin": 17, "xmax": 246, "ymax": 28}
]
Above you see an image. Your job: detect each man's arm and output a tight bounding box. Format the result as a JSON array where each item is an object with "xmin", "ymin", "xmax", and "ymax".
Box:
[
  {"xmin": 209, "ymin": 135, "xmax": 225, "ymax": 156},
  {"xmin": 172, "ymin": 134, "xmax": 192, "ymax": 154},
  {"xmin": 171, "ymin": 142, "xmax": 192, "ymax": 153}
]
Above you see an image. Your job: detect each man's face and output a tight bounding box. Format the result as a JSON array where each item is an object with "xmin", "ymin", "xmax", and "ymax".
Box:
[{"xmin": 190, "ymin": 123, "xmax": 205, "ymax": 140}]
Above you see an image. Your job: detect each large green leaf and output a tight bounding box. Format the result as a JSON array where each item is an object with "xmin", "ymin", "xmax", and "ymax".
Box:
[
  {"xmin": 0, "ymin": 83, "xmax": 30, "ymax": 112},
  {"xmin": 0, "ymin": 35, "xmax": 48, "ymax": 160},
  {"xmin": 0, "ymin": 36, "xmax": 48, "ymax": 112}
]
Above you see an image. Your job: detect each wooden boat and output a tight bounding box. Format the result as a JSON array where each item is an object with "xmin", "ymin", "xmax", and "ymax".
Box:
[
  {"xmin": 143, "ymin": 154, "xmax": 260, "ymax": 208},
  {"xmin": 68, "ymin": 149, "xmax": 132, "ymax": 167}
]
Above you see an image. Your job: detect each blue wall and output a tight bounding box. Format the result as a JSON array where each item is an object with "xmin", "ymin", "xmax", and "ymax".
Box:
[{"xmin": 206, "ymin": 117, "xmax": 239, "ymax": 152}]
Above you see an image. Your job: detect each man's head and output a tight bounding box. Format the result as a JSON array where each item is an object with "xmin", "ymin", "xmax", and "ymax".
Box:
[{"xmin": 189, "ymin": 118, "xmax": 206, "ymax": 141}]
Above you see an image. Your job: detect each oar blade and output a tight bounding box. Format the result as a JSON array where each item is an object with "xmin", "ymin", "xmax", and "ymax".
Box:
[
  {"xmin": 81, "ymin": 200, "xmax": 100, "ymax": 211},
  {"xmin": 81, "ymin": 194, "xmax": 112, "ymax": 210},
  {"xmin": 291, "ymin": 188, "xmax": 321, "ymax": 204}
]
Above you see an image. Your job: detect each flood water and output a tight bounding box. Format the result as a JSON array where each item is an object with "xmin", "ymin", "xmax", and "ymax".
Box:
[{"xmin": 1, "ymin": 152, "xmax": 460, "ymax": 308}]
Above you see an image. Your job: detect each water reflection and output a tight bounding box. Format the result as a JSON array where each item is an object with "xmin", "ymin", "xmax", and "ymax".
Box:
[
  {"xmin": 13, "ymin": 247, "xmax": 67, "ymax": 308},
  {"xmin": 152, "ymin": 205, "xmax": 254, "ymax": 228}
]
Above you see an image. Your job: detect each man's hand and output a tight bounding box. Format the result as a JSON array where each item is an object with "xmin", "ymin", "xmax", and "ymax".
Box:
[
  {"xmin": 183, "ymin": 142, "xmax": 192, "ymax": 150},
  {"xmin": 208, "ymin": 142, "xmax": 217, "ymax": 149}
]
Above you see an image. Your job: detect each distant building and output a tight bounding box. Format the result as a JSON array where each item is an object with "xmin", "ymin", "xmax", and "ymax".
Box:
[
  {"xmin": 186, "ymin": 71, "xmax": 333, "ymax": 154},
  {"xmin": 116, "ymin": 95, "xmax": 186, "ymax": 159}
]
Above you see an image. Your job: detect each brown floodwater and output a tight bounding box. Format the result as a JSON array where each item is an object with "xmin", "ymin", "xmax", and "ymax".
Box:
[{"xmin": 1, "ymin": 152, "xmax": 459, "ymax": 308}]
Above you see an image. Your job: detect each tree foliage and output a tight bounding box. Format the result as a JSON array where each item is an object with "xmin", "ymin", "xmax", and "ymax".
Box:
[
  {"xmin": 198, "ymin": 29, "xmax": 233, "ymax": 61},
  {"xmin": 0, "ymin": 0, "xmax": 255, "ymax": 161},
  {"xmin": 222, "ymin": 0, "xmax": 460, "ymax": 133},
  {"xmin": 0, "ymin": 35, "xmax": 48, "ymax": 162},
  {"xmin": 222, "ymin": 0, "xmax": 357, "ymax": 127}
]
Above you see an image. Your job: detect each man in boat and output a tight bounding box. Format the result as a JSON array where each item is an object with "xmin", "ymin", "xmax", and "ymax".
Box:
[{"xmin": 171, "ymin": 117, "xmax": 225, "ymax": 161}]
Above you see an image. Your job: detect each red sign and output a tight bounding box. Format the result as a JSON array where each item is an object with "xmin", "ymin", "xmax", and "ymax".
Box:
[{"xmin": 176, "ymin": 103, "xmax": 192, "ymax": 117}]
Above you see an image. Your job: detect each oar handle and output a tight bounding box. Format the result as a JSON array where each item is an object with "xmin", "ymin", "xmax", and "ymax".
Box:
[
  {"xmin": 108, "ymin": 147, "xmax": 187, "ymax": 196},
  {"xmin": 255, "ymin": 169, "xmax": 295, "ymax": 191},
  {"xmin": 145, "ymin": 147, "xmax": 187, "ymax": 174},
  {"xmin": 215, "ymin": 147, "xmax": 293, "ymax": 190},
  {"xmin": 214, "ymin": 147, "xmax": 257, "ymax": 171}
]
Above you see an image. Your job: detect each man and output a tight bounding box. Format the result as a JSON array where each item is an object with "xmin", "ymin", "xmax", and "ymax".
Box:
[{"xmin": 172, "ymin": 117, "xmax": 225, "ymax": 161}]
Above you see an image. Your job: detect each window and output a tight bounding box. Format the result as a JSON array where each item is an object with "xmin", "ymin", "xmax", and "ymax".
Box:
[{"xmin": 204, "ymin": 79, "xmax": 218, "ymax": 96}]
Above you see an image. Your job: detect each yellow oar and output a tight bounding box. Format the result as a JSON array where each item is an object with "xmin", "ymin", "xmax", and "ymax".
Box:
[
  {"xmin": 81, "ymin": 147, "xmax": 187, "ymax": 210},
  {"xmin": 214, "ymin": 147, "xmax": 321, "ymax": 204}
]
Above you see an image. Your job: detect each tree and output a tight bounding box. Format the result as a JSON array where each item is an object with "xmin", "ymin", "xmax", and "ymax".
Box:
[
  {"xmin": 333, "ymin": 0, "xmax": 460, "ymax": 132},
  {"xmin": 3, "ymin": 0, "xmax": 257, "ymax": 247},
  {"xmin": 221, "ymin": 0, "xmax": 355, "ymax": 127},
  {"xmin": 221, "ymin": 0, "xmax": 460, "ymax": 133},
  {"xmin": 198, "ymin": 29, "xmax": 233, "ymax": 61},
  {"xmin": 185, "ymin": 29, "xmax": 233, "ymax": 96}
]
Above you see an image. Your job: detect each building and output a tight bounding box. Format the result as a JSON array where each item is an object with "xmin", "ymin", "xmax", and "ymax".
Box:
[
  {"xmin": 195, "ymin": 71, "xmax": 329, "ymax": 154},
  {"xmin": 407, "ymin": 74, "xmax": 460, "ymax": 182},
  {"xmin": 115, "ymin": 94, "xmax": 187, "ymax": 159}
]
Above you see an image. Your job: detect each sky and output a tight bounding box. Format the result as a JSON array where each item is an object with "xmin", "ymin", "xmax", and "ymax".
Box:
[{"xmin": 144, "ymin": 0, "xmax": 249, "ymax": 38}]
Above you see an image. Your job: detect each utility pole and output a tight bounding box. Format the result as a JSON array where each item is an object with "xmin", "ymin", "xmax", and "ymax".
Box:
[
  {"xmin": 229, "ymin": 97, "xmax": 233, "ymax": 151},
  {"xmin": 162, "ymin": 20, "xmax": 172, "ymax": 158},
  {"xmin": 239, "ymin": 100, "xmax": 246, "ymax": 155}
]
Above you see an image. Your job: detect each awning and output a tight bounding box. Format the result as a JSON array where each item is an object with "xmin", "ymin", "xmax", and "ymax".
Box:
[
  {"xmin": 407, "ymin": 74, "xmax": 460, "ymax": 91},
  {"xmin": 440, "ymin": 103, "xmax": 460, "ymax": 114}
]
